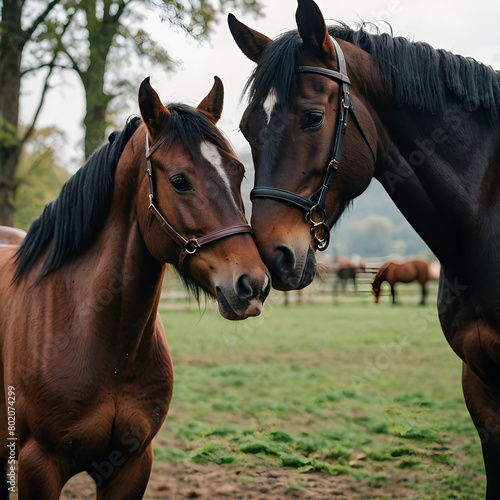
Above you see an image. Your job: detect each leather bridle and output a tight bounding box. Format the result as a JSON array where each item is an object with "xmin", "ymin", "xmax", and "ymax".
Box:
[
  {"xmin": 145, "ymin": 133, "xmax": 253, "ymax": 268},
  {"xmin": 250, "ymin": 38, "xmax": 376, "ymax": 251}
]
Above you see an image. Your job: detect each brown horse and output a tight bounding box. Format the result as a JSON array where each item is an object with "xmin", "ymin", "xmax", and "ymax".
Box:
[
  {"xmin": 335, "ymin": 260, "xmax": 365, "ymax": 292},
  {"xmin": 229, "ymin": 0, "xmax": 500, "ymax": 496},
  {"xmin": 372, "ymin": 259, "xmax": 432, "ymax": 305},
  {"xmin": 0, "ymin": 77, "xmax": 270, "ymax": 499}
]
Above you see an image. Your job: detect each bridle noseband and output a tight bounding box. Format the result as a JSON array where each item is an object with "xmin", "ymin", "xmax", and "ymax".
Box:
[
  {"xmin": 145, "ymin": 134, "xmax": 253, "ymax": 268},
  {"xmin": 250, "ymin": 37, "xmax": 376, "ymax": 251}
]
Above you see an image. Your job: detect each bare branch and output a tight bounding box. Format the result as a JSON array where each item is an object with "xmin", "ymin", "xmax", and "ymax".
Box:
[
  {"xmin": 20, "ymin": 64, "xmax": 55, "ymax": 146},
  {"xmin": 22, "ymin": 62, "xmax": 73, "ymax": 77},
  {"xmin": 22, "ymin": 7, "xmax": 82, "ymax": 78},
  {"xmin": 24, "ymin": 0, "xmax": 62, "ymax": 39},
  {"xmin": 112, "ymin": 0, "xmax": 133, "ymax": 22}
]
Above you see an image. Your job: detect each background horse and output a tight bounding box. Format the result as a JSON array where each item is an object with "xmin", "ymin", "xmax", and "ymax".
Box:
[
  {"xmin": 0, "ymin": 77, "xmax": 269, "ymax": 499},
  {"xmin": 335, "ymin": 260, "xmax": 365, "ymax": 293},
  {"xmin": 372, "ymin": 259, "xmax": 432, "ymax": 305},
  {"xmin": 229, "ymin": 0, "xmax": 500, "ymax": 496}
]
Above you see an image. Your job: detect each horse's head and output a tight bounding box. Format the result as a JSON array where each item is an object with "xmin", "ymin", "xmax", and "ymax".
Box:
[
  {"xmin": 137, "ymin": 77, "xmax": 270, "ymax": 319},
  {"xmin": 229, "ymin": 0, "xmax": 377, "ymax": 290},
  {"xmin": 372, "ymin": 283, "xmax": 381, "ymax": 303}
]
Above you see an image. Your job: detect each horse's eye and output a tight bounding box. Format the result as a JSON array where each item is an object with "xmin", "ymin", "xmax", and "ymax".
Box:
[
  {"xmin": 170, "ymin": 174, "xmax": 193, "ymax": 192},
  {"xmin": 301, "ymin": 112, "xmax": 324, "ymax": 131}
]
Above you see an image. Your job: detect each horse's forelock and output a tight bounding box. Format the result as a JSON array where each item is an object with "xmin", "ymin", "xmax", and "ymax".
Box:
[{"xmin": 245, "ymin": 30, "xmax": 302, "ymax": 107}]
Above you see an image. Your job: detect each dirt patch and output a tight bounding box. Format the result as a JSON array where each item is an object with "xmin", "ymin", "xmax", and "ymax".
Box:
[{"xmin": 59, "ymin": 461, "xmax": 417, "ymax": 499}]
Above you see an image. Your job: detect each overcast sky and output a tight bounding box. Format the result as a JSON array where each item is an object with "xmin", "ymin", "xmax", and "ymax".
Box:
[{"xmin": 20, "ymin": 0, "xmax": 500, "ymax": 167}]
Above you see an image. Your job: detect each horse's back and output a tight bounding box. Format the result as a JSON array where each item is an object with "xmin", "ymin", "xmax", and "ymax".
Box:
[
  {"xmin": 410, "ymin": 259, "xmax": 430, "ymax": 282},
  {"xmin": 0, "ymin": 225, "xmax": 26, "ymax": 247},
  {"xmin": 384, "ymin": 260, "xmax": 424, "ymax": 283}
]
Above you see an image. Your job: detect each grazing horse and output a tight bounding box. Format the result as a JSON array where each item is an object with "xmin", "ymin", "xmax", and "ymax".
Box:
[
  {"xmin": 229, "ymin": 0, "xmax": 500, "ymax": 496},
  {"xmin": 0, "ymin": 77, "xmax": 270, "ymax": 499},
  {"xmin": 372, "ymin": 259, "xmax": 431, "ymax": 305}
]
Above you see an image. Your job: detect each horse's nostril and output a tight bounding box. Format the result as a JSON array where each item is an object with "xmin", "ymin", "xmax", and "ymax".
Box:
[
  {"xmin": 274, "ymin": 245, "xmax": 296, "ymax": 274},
  {"xmin": 235, "ymin": 274, "xmax": 253, "ymax": 301}
]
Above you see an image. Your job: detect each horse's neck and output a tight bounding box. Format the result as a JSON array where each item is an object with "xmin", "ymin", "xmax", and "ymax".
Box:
[
  {"xmin": 75, "ymin": 138, "xmax": 165, "ymax": 356},
  {"xmin": 372, "ymin": 271, "xmax": 385, "ymax": 288},
  {"xmin": 368, "ymin": 84, "xmax": 500, "ymax": 272}
]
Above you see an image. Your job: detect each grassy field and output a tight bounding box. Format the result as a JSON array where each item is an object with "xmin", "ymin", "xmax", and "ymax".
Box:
[{"xmin": 154, "ymin": 279, "xmax": 485, "ymax": 499}]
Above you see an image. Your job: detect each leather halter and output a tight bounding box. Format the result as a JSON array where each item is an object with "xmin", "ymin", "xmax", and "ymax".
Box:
[
  {"xmin": 145, "ymin": 133, "xmax": 253, "ymax": 268},
  {"xmin": 250, "ymin": 37, "xmax": 376, "ymax": 251}
]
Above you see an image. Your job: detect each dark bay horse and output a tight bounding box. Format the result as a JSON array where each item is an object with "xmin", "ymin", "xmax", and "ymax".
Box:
[
  {"xmin": 335, "ymin": 260, "xmax": 365, "ymax": 292},
  {"xmin": 372, "ymin": 259, "xmax": 432, "ymax": 305},
  {"xmin": 229, "ymin": 0, "xmax": 500, "ymax": 495},
  {"xmin": 0, "ymin": 77, "xmax": 270, "ymax": 499}
]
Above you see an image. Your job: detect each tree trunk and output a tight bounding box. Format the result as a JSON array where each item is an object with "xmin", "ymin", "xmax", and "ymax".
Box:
[
  {"xmin": 0, "ymin": 0, "xmax": 25, "ymax": 226},
  {"xmin": 0, "ymin": 152, "xmax": 19, "ymax": 226},
  {"xmin": 82, "ymin": 67, "xmax": 113, "ymax": 159},
  {"xmin": 81, "ymin": 2, "xmax": 118, "ymax": 159}
]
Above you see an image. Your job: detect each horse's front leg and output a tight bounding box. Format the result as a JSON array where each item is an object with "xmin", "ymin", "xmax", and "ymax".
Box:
[
  {"xmin": 462, "ymin": 363, "xmax": 500, "ymax": 499},
  {"xmin": 420, "ymin": 283, "xmax": 427, "ymax": 305},
  {"xmin": 95, "ymin": 444, "xmax": 153, "ymax": 500},
  {"xmin": 17, "ymin": 439, "xmax": 63, "ymax": 500},
  {"xmin": 391, "ymin": 284, "xmax": 396, "ymax": 304}
]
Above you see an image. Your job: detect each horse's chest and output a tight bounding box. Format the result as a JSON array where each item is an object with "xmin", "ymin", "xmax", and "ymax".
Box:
[{"xmin": 19, "ymin": 347, "xmax": 173, "ymax": 462}]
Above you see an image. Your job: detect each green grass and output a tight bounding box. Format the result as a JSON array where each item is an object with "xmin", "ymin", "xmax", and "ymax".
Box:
[{"xmin": 155, "ymin": 284, "xmax": 485, "ymax": 498}]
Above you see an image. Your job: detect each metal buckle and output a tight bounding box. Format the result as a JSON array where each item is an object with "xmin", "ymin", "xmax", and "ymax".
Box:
[
  {"xmin": 305, "ymin": 205, "xmax": 330, "ymax": 251},
  {"xmin": 184, "ymin": 239, "xmax": 201, "ymax": 255}
]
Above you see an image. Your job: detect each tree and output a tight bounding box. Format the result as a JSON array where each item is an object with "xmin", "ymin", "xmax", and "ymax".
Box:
[
  {"xmin": 14, "ymin": 127, "xmax": 69, "ymax": 229},
  {"xmin": 0, "ymin": 0, "xmax": 60, "ymax": 226},
  {"xmin": 33, "ymin": 0, "xmax": 263, "ymax": 158},
  {"xmin": 0, "ymin": 0, "xmax": 263, "ymax": 226},
  {"xmin": 346, "ymin": 214, "xmax": 394, "ymax": 257}
]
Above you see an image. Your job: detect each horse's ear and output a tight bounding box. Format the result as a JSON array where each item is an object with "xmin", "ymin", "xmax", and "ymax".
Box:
[
  {"xmin": 296, "ymin": 0, "xmax": 335, "ymax": 60},
  {"xmin": 228, "ymin": 13, "xmax": 271, "ymax": 63},
  {"xmin": 138, "ymin": 77, "xmax": 170, "ymax": 140},
  {"xmin": 197, "ymin": 76, "xmax": 224, "ymax": 124}
]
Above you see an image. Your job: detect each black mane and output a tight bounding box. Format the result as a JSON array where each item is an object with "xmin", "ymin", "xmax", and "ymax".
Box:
[
  {"xmin": 245, "ymin": 32, "xmax": 302, "ymax": 106},
  {"xmin": 245, "ymin": 24, "xmax": 500, "ymax": 121},
  {"xmin": 163, "ymin": 102, "xmax": 235, "ymax": 158},
  {"xmin": 329, "ymin": 24, "xmax": 500, "ymax": 121},
  {"xmin": 14, "ymin": 117, "xmax": 142, "ymax": 282}
]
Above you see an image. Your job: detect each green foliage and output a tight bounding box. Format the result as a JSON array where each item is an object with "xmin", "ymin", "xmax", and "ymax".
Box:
[
  {"xmin": 153, "ymin": 446, "xmax": 190, "ymax": 462},
  {"xmin": 191, "ymin": 442, "xmax": 236, "ymax": 465},
  {"xmin": 0, "ymin": 112, "xmax": 19, "ymax": 149},
  {"xmin": 390, "ymin": 444, "xmax": 417, "ymax": 457},
  {"xmin": 14, "ymin": 127, "xmax": 69, "ymax": 230},
  {"xmin": 22, "ymin": 0, "xmax": 264, "ymax": 157}
]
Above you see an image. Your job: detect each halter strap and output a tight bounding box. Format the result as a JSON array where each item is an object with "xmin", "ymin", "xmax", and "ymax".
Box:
[
  {"xmin": 296, "ymin": 66, "xmax": 351, "ymax": 85},
  {"xmin": 250, "ymin": 37, "xmax": 376, "ymax": 251},
  {"xmin": 250, "ymin": 187, "xmax": 314, "ymax": 213},
  {"xmin": 145, "ymin": 134, "xmax": 253, "ymax": 268}
]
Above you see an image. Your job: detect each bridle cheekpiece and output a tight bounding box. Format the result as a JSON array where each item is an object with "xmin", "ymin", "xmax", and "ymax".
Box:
[
  {"xmin": 250, "ymin": 37, "xmax": 376, "ymax": 251},
  {"xmin": 145, "ymin": 133, "xmax": 253, "ymax": 268}
]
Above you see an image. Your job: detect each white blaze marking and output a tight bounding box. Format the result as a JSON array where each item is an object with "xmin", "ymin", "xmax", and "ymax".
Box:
[
  {"xmin": 200, "ymin": 141, "xmax": 238, "ymax": 210},
  {"xmin": 263, "ymin": 88, "xmax": 278, "ymax": 124}
]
